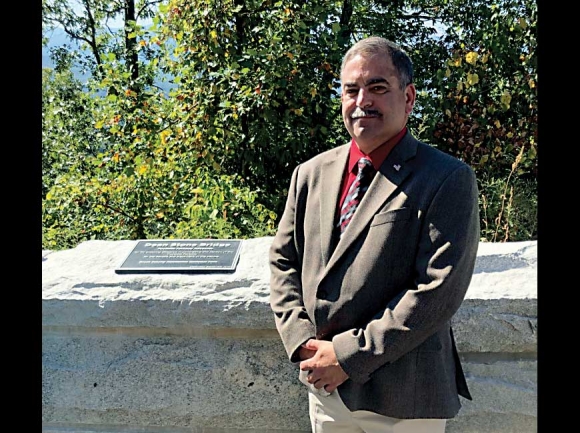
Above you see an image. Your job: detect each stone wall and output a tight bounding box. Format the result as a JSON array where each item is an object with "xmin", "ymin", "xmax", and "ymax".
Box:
[{"xmin": 42, "ymin": 238, "xmax": 537, "ymax": 433}]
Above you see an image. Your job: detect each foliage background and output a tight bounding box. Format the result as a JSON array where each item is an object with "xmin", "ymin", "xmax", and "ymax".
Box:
[{"xmin": 42, "ymin": 0, "xmax": 537, "ymax": 250}]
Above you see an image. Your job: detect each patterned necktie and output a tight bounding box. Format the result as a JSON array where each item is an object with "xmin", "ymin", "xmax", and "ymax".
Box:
[{"xmin": 338, "ymin": 157, "xmax": 374, "ymax": 235}]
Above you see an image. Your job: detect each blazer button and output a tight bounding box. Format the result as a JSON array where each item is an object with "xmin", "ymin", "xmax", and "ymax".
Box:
[{"xmin": 318, "ymin": 289, "xmax": 327, "ymax": 299}]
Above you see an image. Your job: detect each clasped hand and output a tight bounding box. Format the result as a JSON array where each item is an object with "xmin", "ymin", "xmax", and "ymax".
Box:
[{"xmin": 299, "ymin": 339, "xmax": 349, "ymax": 393}]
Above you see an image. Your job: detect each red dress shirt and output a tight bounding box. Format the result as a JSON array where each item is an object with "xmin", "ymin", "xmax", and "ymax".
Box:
[{"xmin": 337, "ymin": 127, "xmax": 407, "ymax": 211}]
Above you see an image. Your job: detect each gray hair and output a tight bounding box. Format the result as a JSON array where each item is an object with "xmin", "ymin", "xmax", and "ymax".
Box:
[{"xmin": 340, "ymin": 37, "xmax": 414, "ymax": 90}]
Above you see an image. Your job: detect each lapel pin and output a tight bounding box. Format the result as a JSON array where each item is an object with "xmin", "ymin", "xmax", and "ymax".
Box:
[{"xmin": 393, "ymin": 164, "xmax": 401, "ymax": 171}]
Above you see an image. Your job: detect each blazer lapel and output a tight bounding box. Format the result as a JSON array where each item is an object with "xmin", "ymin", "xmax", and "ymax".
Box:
[
  {"xmin": 319, "ymin": 145, "xmax": 350, "ymax": 267},
  {"xmin": 323, "ymin": 135, "xmax": 418, "ymax": 275}
]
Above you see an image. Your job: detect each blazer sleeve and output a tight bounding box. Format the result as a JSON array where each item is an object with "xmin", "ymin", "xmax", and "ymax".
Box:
[
  {"xmin": 269, "ymin": 164, "xmax": 316, "ymax": 363},
  {"xmin": 332, "ymin": 163, "xmax": 480, "ymax": 384}
]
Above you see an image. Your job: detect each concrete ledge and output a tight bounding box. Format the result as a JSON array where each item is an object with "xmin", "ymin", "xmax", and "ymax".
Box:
[{"xmin": 42, "ymin": 238, "xmax": 537, "ymax": 432}]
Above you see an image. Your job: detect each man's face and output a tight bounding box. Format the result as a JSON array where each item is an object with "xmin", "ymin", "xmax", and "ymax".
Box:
[{"xmin": 341, "ymin": 53, "xmax": 415, "ymax": 154}]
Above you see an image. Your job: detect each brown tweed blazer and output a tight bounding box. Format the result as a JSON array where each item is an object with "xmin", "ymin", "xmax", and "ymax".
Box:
[{"xmin": 269, "ymin": 131, "xmax": 479, "ymax": 419}]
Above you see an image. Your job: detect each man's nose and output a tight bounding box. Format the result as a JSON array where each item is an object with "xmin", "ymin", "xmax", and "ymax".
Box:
[{"xmin": 356, "ymin": 89, "xmax": 372, "ymax": 108}]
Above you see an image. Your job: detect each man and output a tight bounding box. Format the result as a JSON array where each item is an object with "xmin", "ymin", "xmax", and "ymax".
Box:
[{"xmin": 269, "ymin": 36, "xmax": 479, "ymax": 433}]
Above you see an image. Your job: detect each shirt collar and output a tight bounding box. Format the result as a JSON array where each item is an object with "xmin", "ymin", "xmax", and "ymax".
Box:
[{"xmin": 347, "ymin": 127, "xmax": 407, "ymax": 173}]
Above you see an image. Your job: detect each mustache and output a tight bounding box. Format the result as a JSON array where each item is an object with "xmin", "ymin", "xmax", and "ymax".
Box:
[{"xmin": 351, "ymin": 108, "xmax": 382, "ymax": 118}]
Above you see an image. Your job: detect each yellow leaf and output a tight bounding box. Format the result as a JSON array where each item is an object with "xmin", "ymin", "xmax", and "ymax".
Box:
[
  {"xmin": 138, "ymin": 165, "xmax": 148, "ymax": 175},
  {"xmin": 210, "ymin": 30, "xmax": 217, "ymax": 40},
  {"xmin": 482, "ymin": 53, "xmax": 490, "ymax": 64},
  {"xmin": 467, "ymin": 73, "xmax": 479, "ymax": 85},
  {"xmin": 156, "ymin": 212, "xmax": 164, "ymax": 219},
  {"xmin": 494, "ymin": 120, "xmax": 501, "ymax": 128},
  {"xmin": 286, "ymin": 52, "xmax": 294, "ymax": 60},
  {"xmin": 160, "ymin": 129, "xmax": 170, "ymax": 144},
  {"xmin": 528, "ymin": 79, "xmax": 536, "ymax": 88},
  {"xmin": 445, "ymin": 68, "xmax": 451, "ymax": 77},
  {"xmin": 445, "ymin": 109, "xmax": 452, "ymax": 117},
  {"xmin": 457, "ymin": 81, "xmax": 463, "ymax": 91},
  {"xmin": 95, "ymin": 121, "xmax": 104, "ymax": 129},
  {"xmin": 519, "ymin": 17, "xmax": 527, "ymax": 29},
  {"xmin": 506, "ymin": 132, "xmax": 514, "ymax": 138},
  {"xmin": 212, "ymin": 161, "xmax": 221, "ymax": 171},
  {"xmin": 500, "ymin": 91, "xmax": 512, "ymax": 107},
  {"xmin": 191, "ymin": 188, "xmax": 203, "ymax": 194},
  {"xmin": 465, "ymin": 51, "xmax": 479, "ymax": 65},
  {"xmin": 310, "ymin": 87, "xmax": 317, "ymax": 97}
]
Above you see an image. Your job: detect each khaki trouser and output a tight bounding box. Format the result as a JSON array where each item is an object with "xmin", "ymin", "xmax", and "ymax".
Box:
[{"xmin": 308, "ymin": 389, "xmax": 447, "ymax": 433}]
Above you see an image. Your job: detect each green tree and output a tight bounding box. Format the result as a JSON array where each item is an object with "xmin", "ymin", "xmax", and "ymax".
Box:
[
  {"xmin": 43, "ymin": 1, "xmax": 164, "ymax": 84},
  {"xmin": 42, "ymin": 0, "xmax": 537, "ymax": 249},
  {"xmin": 156, "ymin": 0, "xmax": 449, "ymax": 218},
  {"xmin": 410, "ymin": 0, "xmax": 537, "ymax": 240},
  {"xmin": 43, "ymin": 0, "xmax": 277, "ymax": 250},
  {"xmin": 42, "ymin": 54, "xmax": 98, "ymax": 198}
]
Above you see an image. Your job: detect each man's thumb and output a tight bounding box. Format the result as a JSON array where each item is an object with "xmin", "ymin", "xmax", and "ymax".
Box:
[{"xmin": 302, "ymin": 338, "xmax": 319, "ymax": 349}]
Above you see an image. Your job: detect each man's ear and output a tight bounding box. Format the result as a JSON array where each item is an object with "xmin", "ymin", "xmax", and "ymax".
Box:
[{"xmin": 405, "ymin": 83, "xmax": 416, "ymax": 114}]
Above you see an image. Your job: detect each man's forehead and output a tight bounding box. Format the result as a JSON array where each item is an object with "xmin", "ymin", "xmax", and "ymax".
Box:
[{"xmin": 341, "ymin": 55, "xmax": 396, "ymax": 81}]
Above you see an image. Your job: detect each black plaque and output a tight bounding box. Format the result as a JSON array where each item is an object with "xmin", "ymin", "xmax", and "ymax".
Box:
[{"xmin": 115, "ymin": 239, "xmax": 242, "ymax": 274}]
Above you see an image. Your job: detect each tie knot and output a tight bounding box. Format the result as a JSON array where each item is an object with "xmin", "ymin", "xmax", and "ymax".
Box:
[{"xmin": 357, "ymin": 157, "xmax": 373, "ymax": 176}]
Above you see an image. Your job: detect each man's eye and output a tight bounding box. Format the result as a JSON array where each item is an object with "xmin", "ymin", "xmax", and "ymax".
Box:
[
  {"xmin": 371, "ymin": 86, "xmax": 388, "ymax": 93},
  {"xmin": 346, "ymin": 89, "xmax": 359, "ymax": 95}
]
